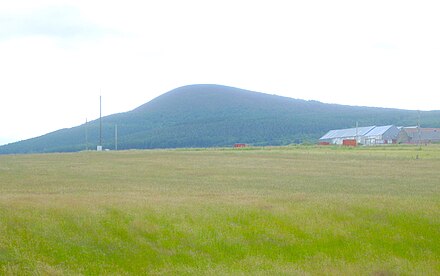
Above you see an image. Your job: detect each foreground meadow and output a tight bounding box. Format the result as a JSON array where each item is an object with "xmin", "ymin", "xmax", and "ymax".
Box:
[{"xmin": 0, "ymin": 146, "xmax": 439, "ymax": 275}]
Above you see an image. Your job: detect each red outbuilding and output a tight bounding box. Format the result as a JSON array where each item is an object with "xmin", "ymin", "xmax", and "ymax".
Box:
[
  {"xmin": 342, "ymin": 139, "xmax": 357, "ymax": 147},
  {"xmin": 234, "ymin": 143, "xmax": 247, "ymax": 148}
]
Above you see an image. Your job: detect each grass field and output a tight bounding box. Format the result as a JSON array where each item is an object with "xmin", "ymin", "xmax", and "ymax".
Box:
[{"xmin": 0, "ymin": 145, "xmax": 439, "ymax": 275}]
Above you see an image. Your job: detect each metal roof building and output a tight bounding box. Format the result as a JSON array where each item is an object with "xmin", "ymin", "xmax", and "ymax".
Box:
[
  {"xmin": 319, "ymin": 126, "xmax": 375, "ymax": 145},
  {"xmin": 398, "ymin": 127, "xmax": 440, "ymax": 144},
  {"xmin": 363, "ymin": 125, "xmax": 400, "ymax": 145},
  {"xmin": 320, "ymin": 125, "xmax": 400, "ymax": 145}
]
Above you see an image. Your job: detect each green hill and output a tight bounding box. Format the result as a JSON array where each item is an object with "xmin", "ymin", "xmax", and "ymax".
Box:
[{"xmin": 1, "ymin": 84, "xmax": 440, "ymax": 154}]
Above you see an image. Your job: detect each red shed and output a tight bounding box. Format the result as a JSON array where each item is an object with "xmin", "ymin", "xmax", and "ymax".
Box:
[
  {"xmin": 342, "ymin": 139, "xmax": 357, "ymax": 147},
  {"xmin": 234, "ymin": 143, "xmax": 247, "ymax": 148}
]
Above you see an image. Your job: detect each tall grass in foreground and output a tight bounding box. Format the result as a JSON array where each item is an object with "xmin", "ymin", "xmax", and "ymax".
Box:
[{"xmin": 0, "ymin": 146, "xmax": 439, "ymax": 275}]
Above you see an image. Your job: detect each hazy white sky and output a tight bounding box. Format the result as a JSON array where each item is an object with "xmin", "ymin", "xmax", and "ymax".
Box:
[{"xmin": 1, "ymin": 0, "xmax": 439, "ymax": 145}]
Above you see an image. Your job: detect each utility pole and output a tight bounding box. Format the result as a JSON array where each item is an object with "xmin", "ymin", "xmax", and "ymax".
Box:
[
  {"xmin": 356, "ymin": 121, "xmax": 359, "ymax": 145},
  {"xmin": 418, "ymin": 110, "xmax": 422, "ymax": 149},
  {"xmin": 85, "ymin": 118, "xmax": 88, "ymax": 151},
  {"xmin": 100, "ymin": 95, "xmax": 102, "ymax": 146},
  {"xmin": 97, "ymin": 94, "xmax": 103, "ymax": 151},
  {"xmin": 115, "ymin": 124, "xmax": 118, "ymax": 151}
]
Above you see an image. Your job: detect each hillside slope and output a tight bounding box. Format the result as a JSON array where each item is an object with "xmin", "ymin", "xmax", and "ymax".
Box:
[{"xmin": 1, "ymin": 84, "xmax": 440, "ymax": 154}]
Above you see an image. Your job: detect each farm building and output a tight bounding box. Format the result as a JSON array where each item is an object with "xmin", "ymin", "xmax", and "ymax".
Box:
[
  {"xmin": 363, "ymin": 125, "xmax": 400, "ymax": 145},
  {"xmin": 319, "ymin": 125, "xmax": 400, "ymax": 145},
  {"xmin": 233, "ymin": 143, "xmax": 247, "ymax": 148},
  {"xmin": 319, "ymin": 126, "xmax": 375, "ymax": 145},
  {"xmin": 397, "ymin": 127, "xmax": 440, "ymax": 144}
]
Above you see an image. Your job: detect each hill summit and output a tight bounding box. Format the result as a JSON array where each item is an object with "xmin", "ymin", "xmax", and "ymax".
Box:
[{"xmin": 1, "ymin": 84, "xmax": 440, "ymax": 154}]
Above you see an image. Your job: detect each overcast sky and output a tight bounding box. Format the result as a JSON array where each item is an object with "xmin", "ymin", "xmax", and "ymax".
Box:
[{"xmin": 1, "ymin": 0, "xmax": 439, "ymax": 145}]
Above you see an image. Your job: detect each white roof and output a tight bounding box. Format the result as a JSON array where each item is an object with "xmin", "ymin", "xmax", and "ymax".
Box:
[
  {"xmin": 320, "ymin": 126, "xmax": 375, "ymax": 140},
  {"xmin": 364, "ymin": 125, "xmax": 394, "ymax": 137},
  {"xmin": 320, "ymin": 125, "xmax": 397, "ymax": 140}
]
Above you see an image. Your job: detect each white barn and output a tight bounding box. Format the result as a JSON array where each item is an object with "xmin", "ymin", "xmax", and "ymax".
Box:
[
  {"xmin": 320, "ymin": 125, "xmax": 400, "ymax": 145},
  {"xmin": 362, "ymin": 125, "xmax": 400, "ymax": 145}
]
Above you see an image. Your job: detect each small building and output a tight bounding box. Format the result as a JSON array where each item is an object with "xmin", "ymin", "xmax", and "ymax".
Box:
[
  {"xmin": 319, "ymin": 125, "xmax": 400, "ymax": 145},
  {"xmin": 397, "ymin": 127, "xmax": 440, "ymax": 144},
  {"xmin": 234, "ymin": 143, "xmax": 247, "ymax": 148},
  {"xmin": 342, "ymin": 139, "xmax": 357, "ymax": 147}
]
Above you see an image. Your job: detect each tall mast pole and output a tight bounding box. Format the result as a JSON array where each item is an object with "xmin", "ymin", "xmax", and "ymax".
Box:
[
  {"xmin": 85, "ymin": 118, "xmax": 88, "ymax": 151},
  {"xmin": 418, "ymin": 110, "xmax": 421, "ymax": 148},
  {"xmin": 115, "ymin": 124, "xmax": 118, "ymax": 151},
  {"xmin": 99, "ymin": 95, "xmax": 102, "ymax": 148},
  {"xmin": 356, "ymin": 121, "xmax": 359, "ymax": 145}
]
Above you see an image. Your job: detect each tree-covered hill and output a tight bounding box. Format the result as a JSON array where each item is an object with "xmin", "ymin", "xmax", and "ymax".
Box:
[{"xmin": 1, "ymin": 84, "xmax": 440, "ymax": 154}]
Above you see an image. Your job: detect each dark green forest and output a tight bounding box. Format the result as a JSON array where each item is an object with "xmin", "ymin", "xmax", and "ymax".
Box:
[{"xmin": 1, "ymin": 84, "xmax": 440, "ymax": 154}]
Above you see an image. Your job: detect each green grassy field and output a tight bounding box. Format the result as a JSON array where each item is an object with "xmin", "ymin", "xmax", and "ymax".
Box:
[{"xmin": 0, "ymin": 145, "xmax": 439, "ymax": 275}]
